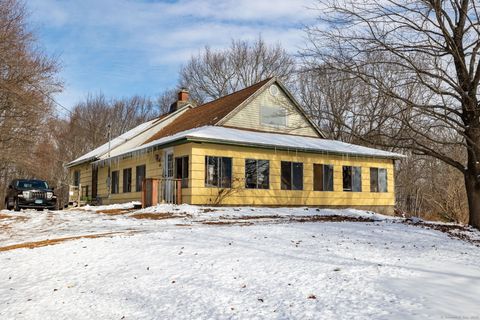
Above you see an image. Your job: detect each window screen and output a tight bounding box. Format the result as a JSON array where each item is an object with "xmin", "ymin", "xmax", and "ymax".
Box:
[
  {"xmin": 245, "ymin": 159, "xmax": 270, "ymax": 189},
  {"xmin": 379, "ymin": 168, "xmax": 387, "ymax": 192},
  {"xmin": 175, "ymin": 156, "xmax": 189, "ymax": 188},
  {"xmin": 123, "ymin": 168, "xmax": 132, "ymax": 193},
  {"xmin": 314, "ymin": 164, "xmax": 334, "ymax": 191},
  {"xmin": 371, "ymin": 167, "xmax": 388, "ymax": 192},
  {"xmin": 111, "ymin": 171, "xmax": 119, "ymax": 194},
  {"xmin": 73, "ymin": 171, "xmax": 80, "ymax": 187},
  {"xmin": 136, "ymin": 165, "xmax": 146, "ymax": 192},
  {"xmin": 281, "ymin": 161, "xmax": 303, "ymax": 190},
  {"xmin": 205, "ymin": 156, "xmax": 232, "ymax": 188},
  {"xmin": 343, "ymin": 166, "xmax": 362, "ymax": 192}
]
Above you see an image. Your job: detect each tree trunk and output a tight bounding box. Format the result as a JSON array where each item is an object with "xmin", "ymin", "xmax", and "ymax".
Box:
[{"xmin": 464, "ymin": 171, "xmax": 480, "ymax": 229}]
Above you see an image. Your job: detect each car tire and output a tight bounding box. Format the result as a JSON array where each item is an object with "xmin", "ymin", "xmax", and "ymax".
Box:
[{"xmin": 13, "ymin": 199, "xmax": 20, "ymax": 212}]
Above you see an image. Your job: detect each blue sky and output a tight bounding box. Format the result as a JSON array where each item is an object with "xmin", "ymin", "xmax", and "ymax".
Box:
[{"xmin": 26, "ymin": 0, "xmax": 318, "ymax": 113}]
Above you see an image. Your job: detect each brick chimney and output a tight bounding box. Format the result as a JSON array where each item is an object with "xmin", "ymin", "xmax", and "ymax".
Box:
[
  {"xmin": 178, "ymin": 88, "xmax": 189, "ymax": 102},
  {"xmin": 169, "ymin": 88, "xmax": 190, "ymax": 113}
]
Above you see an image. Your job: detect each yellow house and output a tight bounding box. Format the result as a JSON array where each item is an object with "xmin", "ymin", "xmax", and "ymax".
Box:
[{"xmin": 66, "ymin": 78, "xmax": 403, "ymax": 214}]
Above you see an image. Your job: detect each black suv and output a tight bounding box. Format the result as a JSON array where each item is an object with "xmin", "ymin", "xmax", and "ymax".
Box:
[{"xmin": 4, "ymin": 179, "xmax": 57, "ymax": 211}]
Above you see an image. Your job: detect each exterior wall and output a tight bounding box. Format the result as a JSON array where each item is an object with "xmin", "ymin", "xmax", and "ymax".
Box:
[
  {"xmin": 95, "ymin": 152, "xmax": 160, "ymax": 204},
  {"xmin": 68, "ymin": 142, "xmax": 396, "ymax": 214},
  {"xmin": 222, "ymin": 84, "xmax": 320, "ymax": 137},
  {"xmin": 189, "ymin": 142, "xmax": 395, "ymax": 214},
  {"xmin": 94, "ymin": 143, "xmax": 193, "ymax": 205},
  {"xmin": 69, "ymin": 163, "xmax": 92, "ymax": 200}
]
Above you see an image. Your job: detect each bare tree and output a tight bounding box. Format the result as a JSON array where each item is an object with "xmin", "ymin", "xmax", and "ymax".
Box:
[
  {"xmin": 298, "ymin": 66, "xmax": 469, "ymax": 222},
  {"xmin": 155, "ymin": 88, "xmax": 179, "ymax": 115},
  {"xmin": 0, "ymin": 0, "xmax": 61, "ymax": 207},
  {"xmin": 180, "ymin": 36, "xmax": 296, "ymax": 104},
  {"xmin": 65, "ymin": 93, "xmax": 160, "ymax": 161},
  {"xmin": 303, "ymin": 0, "xmax": 480, "ymax": 228}
]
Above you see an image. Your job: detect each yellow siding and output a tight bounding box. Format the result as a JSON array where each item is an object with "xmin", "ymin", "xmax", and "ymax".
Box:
[
  {"xmin": 96, "ymin": 152, "xmax": 161, "ymax": 204},
  {"xmin": 68, "ymin": 142, "xmax": 396, "ymax": 212},
  {"xmin": 69, "ymin": 163, "xmax": 92, "ymax": 198},
  {"xmin": 84, "ymin": 143, "xmax": 193, "ymax": 204},
  {"xmin": 222, "ymin": 84, "xmax": 319, "ymax": 137},
  {"xmin": 189, "ymin": 143, "xmax": 395, "ymax": 208}
]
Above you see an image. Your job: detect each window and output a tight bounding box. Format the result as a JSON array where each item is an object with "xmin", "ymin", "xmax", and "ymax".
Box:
[
  {"xmin": 370, "ymin": 168, "xmax": 388, "ymax": 192},
  {"xmin": 313, "ymin": 164, "xmax": 334, "ymax": 191},
  {"xmin": 123, "ymin": 168, "xmax": 132, "ymax": 193},
  {"xmin": 245, "ymin": 159, "xmax": 269, "ymax": 189},
  {"xmin": 261, "ymin": 105, "xmax": 287, "ymax": 127},
  {"xmin": 81, "ymin": 185, "xmax": 89, "ymax": 198},
  {"xmin": 17, "ymin": 180, "xmax": 49, "ymax": 189},
  {"xmin": 343, "ymin": 166, "xmax": 362, "ymax": 192},
  {"xmin": 175, "ymin": 156, "xmax": 189, "ymax": 188},
  {"xmin": 281, "ymin": 161, "xmax": 303, "ymax": 190},
  {"xmin": 205, "ymin": 156, "xmax": 232, "ymax": 188},
  {"xmin": 111, "ymin": 171, "xmax": 119, "ymax": 194},
  {"xmin": 136, "ymin": 165, "xmax": 146, "ymax": 192},
  {"xmin": 166, "ymin": 153, "xmax": 174, "ymax": 177},
  {"xmin": 73, "ymin": 170, "xmax": 80, "ymax": 186}
]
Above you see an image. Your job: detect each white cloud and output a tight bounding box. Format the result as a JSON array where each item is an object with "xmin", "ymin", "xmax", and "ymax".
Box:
[{"xmin": 26, "ymin": 0, "xmax": 319, "ymax": 108}]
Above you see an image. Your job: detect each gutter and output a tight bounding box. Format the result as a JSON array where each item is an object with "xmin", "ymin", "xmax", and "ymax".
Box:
[
  {"xmin": 184, "ymin": 137, "xmax": 406, "ymax": 160},
  {"xmin": 93, "ymin": 135, "xmax": 405, "ymax": 165}
]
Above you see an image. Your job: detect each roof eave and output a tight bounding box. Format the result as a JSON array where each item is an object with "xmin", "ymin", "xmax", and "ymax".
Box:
[
  {"xmin": 183, "ymin": 136, "xmax": 405, "ymax": 160},
  {"xmin": 65, "ymin": 156, "xmax": 98, "ymax": 168},
  {"xmin": 66, "ymin": 105, "xmax": 194, "ymax": 168}
]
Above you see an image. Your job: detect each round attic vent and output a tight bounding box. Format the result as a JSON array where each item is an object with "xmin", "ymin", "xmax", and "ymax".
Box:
[{"xmin": 269, "ymin": 85, "xmax": 279, "ymax": 96}]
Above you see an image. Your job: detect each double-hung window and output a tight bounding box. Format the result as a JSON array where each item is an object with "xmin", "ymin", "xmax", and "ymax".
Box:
[
  {"xmin": 370, "ymin": 168, "xmax": 388, "ymax": 192},
  {"xmin": 73, "ymin": 170, "xmax": 80, "ymax": 187},
  {"xmin": 111, "ymin": 171, "xmax": 119, "ymax": 194},
  {"xmin": 245, "ymin": 159, "xmax": 269, "ymax": 189},
  {"xmin": 343, "ymin": 166, "xmax": 362, "ymax": 192},
  {"xmin": 313, "ymin": 164, "xmax": 334, "ymax": 191},
  {"xmin": 135, "ymin": 165, "xmax": 146, "ymax": 192},
  {"xmin": 205, "ymin": 156, "xmax": 232, "ymax": 188},
  {"xmin": 281, "ymin": 161, "xmax": 303, "ymax": 190},
  {"xmin": 123, "ymin": 168, "xmax": 132, "ymax": 193},
  {"xmin": 175, "ymin": 156, "xmax": 189, "ymax": 188}
]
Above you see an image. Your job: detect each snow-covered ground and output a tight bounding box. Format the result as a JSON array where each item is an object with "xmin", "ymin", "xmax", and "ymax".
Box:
[{"xmin": 0, "ymin": 204, "xmax": 479, "ymax": 319}]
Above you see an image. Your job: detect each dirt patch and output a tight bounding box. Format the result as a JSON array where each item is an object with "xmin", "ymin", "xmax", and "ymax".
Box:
[
  {"xmin": 406, "ymin": 221, "xmax": 480, "ymax": 246},
  {"xmin": 201, "ymin": 208, "xmax": 218, "ymax": 213},
  {"xmin": 96, "ymin": 208, "xmax": 137, "ymax": 215},
  {"xmin": 202, "ymin": 221, "xmax": 254, "ymax": 226},
  {"xmin": 230, "ymin": 215, "xmax": 282, "ymax": 220},
  {"xmin": 0, "ymin": 214, "xmax": 28, "ymax": 222},
  {"xmin": 203, "ymin": 214, "xmax": 374, "ymax": 226},
  {"xmin": 0, "ymin": 232, "xmax": 129, "ymax": 252},
  {"xmin": 130, "ymin": 212, "xmax": 184, "ymax": 220},
  {"xmin": 289, "ymin": 215, "xmax": 375, "ymax": 223},
  {"xmin": 218, "ymin": 215, "xmax": 374, "ymax": 223}
]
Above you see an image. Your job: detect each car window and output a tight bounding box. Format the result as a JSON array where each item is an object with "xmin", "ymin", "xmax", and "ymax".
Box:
[{"xmin": 16, "ymin": 180, "xmax": 48, "ymax": 189}]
